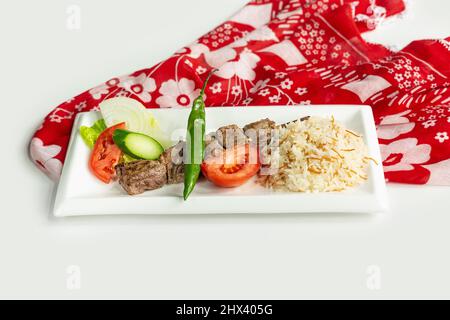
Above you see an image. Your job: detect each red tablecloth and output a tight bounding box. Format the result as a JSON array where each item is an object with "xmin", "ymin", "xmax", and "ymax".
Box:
[{"xmin": 30, "ymin": 0, "xmax": 450, "ymax": 185}]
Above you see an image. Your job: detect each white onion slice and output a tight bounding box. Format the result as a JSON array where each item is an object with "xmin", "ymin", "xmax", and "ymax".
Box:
[{"xmin": 99, "ymin": 97, "xmax": 172, "ymax": 148}]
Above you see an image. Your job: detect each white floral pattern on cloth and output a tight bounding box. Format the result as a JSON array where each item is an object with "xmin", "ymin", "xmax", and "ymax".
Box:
[
  {"xmin": 250, "ymin": 79, "xmax": 270, "ymax": 93},
  {"xmin": 75, "ymin": 101, "xmax": 87, "ymax": 112},
  {"xmin": 231, "ymin": 26, "xmax": 278, "ymax": 48},
  {"xmin": 177, "ymin": 42, "xmax": 210, "ymax": 59},
  {"xmin": 210, "ymin": 82, "xmax": 222, "ymax": 94},
  {"xmin": 204, "ymin": 48, "xmax": 260, "ymax": 81},
  {"xmin": 49, "ymin": 107, "xmax": 74, "ymax": 123},
  {"xmin": 119, "ymin": 73, "xmax": 157, "ymax": 103},
  {"xmin": 377, "ymin": 110, "xmax": 415, "ymax": 140},
  {"xmin": 156, "ymin": 78, "xmax": 201, "ymax": 108},
  {"xmin": 435, "ymin": 132, "xmax": 449, "ymax": 143},
  {"xmin": 89, "ymin": 76, "xmax": 127, "ymax": 100},
  {"xmin": 30, "ymin": 138, "xmax": 63, "ymax": 180},
  {"xmin": 354, "ymin": 0, "xmax": 387, "ymax": 31},
  {"xmin": 379, "ymin": 138, "xmax": 431, "ymax": 173},
  {"xmin": 276, "ymin": 0, "xmax": 405, "ymax": 33}
]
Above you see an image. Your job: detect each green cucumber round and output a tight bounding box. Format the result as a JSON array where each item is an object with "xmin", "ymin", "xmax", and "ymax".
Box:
[{"xmin": 113, "ymin": 129, "xmax": 164, "ymax": 160}]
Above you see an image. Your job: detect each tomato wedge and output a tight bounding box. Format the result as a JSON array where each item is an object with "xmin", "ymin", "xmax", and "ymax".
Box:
[
  {"xmin": 89, "ymin": 122, "xmax": 126, "ymax": 183},
  {"xmin": 201, "ymin": 144, "xmax": 260, "ymax": 188}
]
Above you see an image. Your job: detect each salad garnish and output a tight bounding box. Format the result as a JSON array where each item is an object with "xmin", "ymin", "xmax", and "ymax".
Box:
[
  {"xmin": 80, "ymin": 97, "xmax": 168, "ymax": 183},
  {"xmin": 201, "ymin": 144, "xmax": 260, "ymax": 188},
  {"xmin": 80, "ymin": 119, "xmax": 107, "ymax": 149},
  {"xmin": 99, "ymin": 97, "xmax": 171, "ymax": 149},
  {"xmin": 89, "ymin": 122, "xmax": 125, "ymax": 183},
  {"xmin": 113, "ymin": 129, "xmax": 164, "ymax": 161}
]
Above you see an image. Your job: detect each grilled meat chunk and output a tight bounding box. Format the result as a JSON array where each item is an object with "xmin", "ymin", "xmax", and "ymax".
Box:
[
  {"xmin": 161, "ymin": 141, "xmax": 185, "ymax": 184},
  {"xmin": 205, "ymin": 132, "xmax": 216, "ymax": 147},
  {"xmin": 205, "ymin": 139, "xmax": 223, "ymax": 159},
  {"xmin": 116, "ymin": 160, "xmax": 167, "ymax": 195},
  {"xmin": 205, "ymin": 132, "xmax": 225, "ymax": 158},
  {"xmin": 215, "ymin": 124, "xmax": 247, "ymax": 149},
  {"xmin": 243, "ymin": 118, "xmax": 276, "ymax": 146}
]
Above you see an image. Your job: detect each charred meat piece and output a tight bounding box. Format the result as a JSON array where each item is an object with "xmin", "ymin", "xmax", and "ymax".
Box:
[
  {"xmin": 161, "ymin": 141, "xmax": 185, "ymax": 184},
  {"xmin": 115, "ymin": 160, "xmax": 167, "ymax": 195},
  {"xmin": 215, "ymin": 124, "xmax": 247, "ymax": 149},
  {"xmin": 205, "ymin": 132, "xmax": 216, "ymax": 146},
  {"xmin": 205, "ymin": 139, "xmax": 223, "ymax": 159},
  {"xmin": 116, "ymin": 142, "xmax": 185, "ymax": 195},
  {"xmin": 243, "ymin": 118, "xmax": 276, "ymax": 147},
  {"xmin": 243, "ymin": 118, "xmax": 276, "ymax": 135},
  {"xmin": 205, "ymin": 132, "xmax": 225, "ymax": 159}
]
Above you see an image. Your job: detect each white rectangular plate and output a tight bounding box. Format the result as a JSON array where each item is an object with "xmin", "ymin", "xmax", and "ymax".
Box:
[{"xmin": 54, "ymin": 105, "xmax": 388, "ymax": 216}]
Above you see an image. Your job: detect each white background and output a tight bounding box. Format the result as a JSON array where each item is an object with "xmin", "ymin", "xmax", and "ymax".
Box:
[{"xmin": 1, "ymin": 0, "xmax": 450, "ymax": 299}]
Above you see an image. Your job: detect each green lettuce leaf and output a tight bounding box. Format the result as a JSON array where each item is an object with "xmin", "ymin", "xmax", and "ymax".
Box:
[{"xmin": 80, "ymin": 119, "xmax": 107, "ymax": 149}]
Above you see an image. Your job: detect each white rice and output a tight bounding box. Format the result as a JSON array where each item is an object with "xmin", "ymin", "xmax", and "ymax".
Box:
[{"xmin": 258, "ymin": 116, "xmax": 373, "ymax": 192}]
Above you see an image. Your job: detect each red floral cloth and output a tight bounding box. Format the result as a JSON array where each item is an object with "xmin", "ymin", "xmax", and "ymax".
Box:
[{"xmin": 31, "ymin": 0, "xmax": 450, "ymax": 185}]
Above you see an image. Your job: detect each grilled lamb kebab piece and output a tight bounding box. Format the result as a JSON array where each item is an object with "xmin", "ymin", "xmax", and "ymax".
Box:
[
  {"xmin": 215, "ymin": 124, "xmax": 247, "ymax": 149},
  {"xmin": 115, "ymin": 137, "xmax": 222, "ymax": 195},
  {"xmin": 116, "ymin": 141, "xmax": 184, "ymax": 195},
  {"xmin": 204, "ymin": 124, "xmax": 248, "ymax": 159},
  {"xmin": 243, "ymin": 118, "xmax": 276, "ymax": 147},
  {"xmin": 205, "ymin": 134, "xmax": 223, "ymax": 159},
  {"xmin": 116, "ymin": 160, "xmax": 167, "ymax": 195},
  {"xmin": 160, "ymin": 141, "xmax": 185, "ymax": 184},
  {"xmin": 243, "ymin": 117, "xmax": 310, "ymax": 147}
]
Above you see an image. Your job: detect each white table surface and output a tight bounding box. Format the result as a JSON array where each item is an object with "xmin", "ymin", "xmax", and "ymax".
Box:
[{"xmin": 1, "ymin": 0, "xmax": 449, "ymax": 299}]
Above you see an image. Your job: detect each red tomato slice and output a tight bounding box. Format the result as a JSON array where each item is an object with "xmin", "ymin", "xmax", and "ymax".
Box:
[
  {"xmin": 201, "ymin": 144, "xmax": 260, "ymax": 188},
  {"xmin": 89, "ymin": 122, "xmax": 126, "ymax": 183}
]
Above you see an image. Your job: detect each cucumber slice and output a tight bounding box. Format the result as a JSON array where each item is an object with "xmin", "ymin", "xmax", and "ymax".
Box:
[{"xmin": 113, "ymin": 129, "xmax": 164, "ymax": 160}]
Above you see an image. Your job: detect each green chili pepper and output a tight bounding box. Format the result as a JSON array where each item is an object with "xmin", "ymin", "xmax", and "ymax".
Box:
[{"xmin": 183, "ymin": 70, "xmax": 217, "ymax": 200}]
